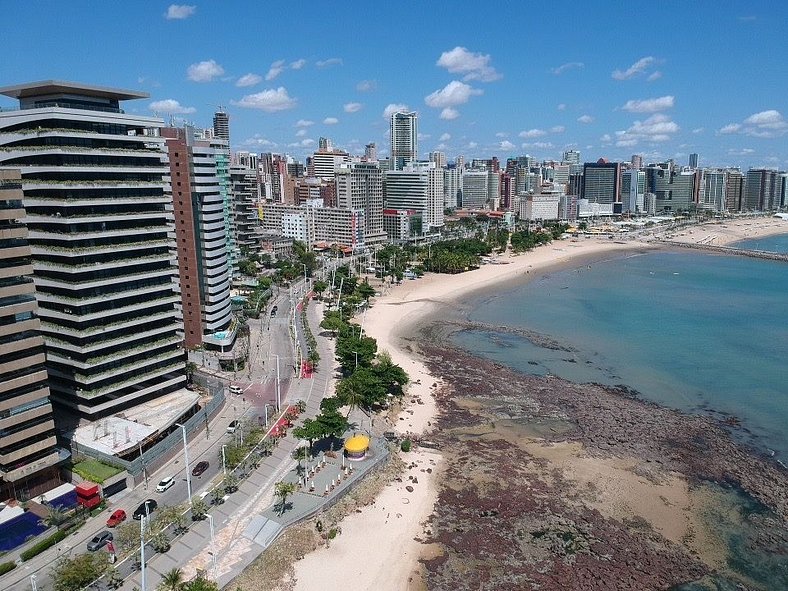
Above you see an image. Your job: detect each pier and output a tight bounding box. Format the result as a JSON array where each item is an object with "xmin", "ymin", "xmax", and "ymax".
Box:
[{"xmin": 659, "ymin": 240, "xmax": 788, "ymax": 263}]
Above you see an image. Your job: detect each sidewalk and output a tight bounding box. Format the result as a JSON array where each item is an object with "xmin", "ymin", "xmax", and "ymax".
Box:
[{"xmin": 120, "ymin": 296, "xmax": 340, "ymax": 590}]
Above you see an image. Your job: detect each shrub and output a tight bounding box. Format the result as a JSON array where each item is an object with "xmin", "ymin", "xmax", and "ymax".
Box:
[
  {"xmin": 400, "ymin": 438, "xmax": 412, "ymax": 452},
  {"xmin": 21, "ymin": 529, "xmax": 68, "ymax": 561},
  {"xmin": 0, "ymin": 561, "xmax": 17, "ymax": 576}
]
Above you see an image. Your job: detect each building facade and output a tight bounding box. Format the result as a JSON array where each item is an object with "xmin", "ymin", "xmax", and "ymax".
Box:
[
  {"xmin": 0, "ymin": 170, "xmax": 64, "ymax": 499},
  {"xmin": 582, "ymin": 160, "xmax": 621, "ymax": 205},
  {"xmin": 0, "ymin": 81, "xmax": 185, "ymax": 419},
  {"xmin": 390, "ymin": 111, "xmax": 418, "ymax": 170},
  {"xmin": 336, "ymin": 162, "xmax": 387, "ymax": 245}
]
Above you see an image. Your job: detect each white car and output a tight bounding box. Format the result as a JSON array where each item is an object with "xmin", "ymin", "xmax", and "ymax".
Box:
[
  {"xmin": 155, "ymin": 476, "xmax": 176, "ymax": 493},
  {"xmin": 229, "ymin": 385, "xmax": 243, "ymax": 395}
]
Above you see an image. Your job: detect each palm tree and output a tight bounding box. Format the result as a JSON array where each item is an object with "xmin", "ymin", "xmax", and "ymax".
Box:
[
  {"xmin": 40, "ymin": 503, "xmax": 68, "ymax": 528},
  {"xmin": 274, "ymin": 481, "xmax": 298, "ymax": 516},
  {"xmin": 159, "ymin": 568, "xmax": 184, "ymax": 591}
]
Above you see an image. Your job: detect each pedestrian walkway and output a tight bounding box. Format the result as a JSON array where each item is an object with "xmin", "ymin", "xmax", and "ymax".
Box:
[{"xmin": 119, "ymin": 294, "xmax": 353, "ymax": 590}]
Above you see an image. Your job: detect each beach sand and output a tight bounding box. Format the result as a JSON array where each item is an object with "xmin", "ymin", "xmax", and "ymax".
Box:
[{"xmin": 289, "ymin": 216, "xmax": 788, "ymax": 590}]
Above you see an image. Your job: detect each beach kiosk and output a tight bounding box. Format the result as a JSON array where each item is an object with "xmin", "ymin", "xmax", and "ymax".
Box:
[{"xmin": 344, "ymin": 434, "xmax": 370, "ymax": 460}]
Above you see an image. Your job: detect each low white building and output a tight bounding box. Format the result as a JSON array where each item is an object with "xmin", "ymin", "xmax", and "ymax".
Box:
[{"xmin": 520, "ymin": 193, "xmax": 560, "ymax": 220}]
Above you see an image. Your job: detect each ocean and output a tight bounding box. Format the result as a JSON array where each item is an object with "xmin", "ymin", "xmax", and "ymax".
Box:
[{"xmin": 452, "ymin": 236, "xmax": 788, "ymax": 461}]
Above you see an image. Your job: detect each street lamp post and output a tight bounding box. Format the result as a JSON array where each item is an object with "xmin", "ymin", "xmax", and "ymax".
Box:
[
  {"xmin": 273, "ymin": 354, "xmax": 281, "ymax": 411},
  {"xmin": 206, "ymin": 514, "xmax": 218, "ymax": 579},
  {"xmin": 221, "ymin": 444, "xmax": 227, "ymax": 476},
  {"xmin": 140, "ymin": 515, "xmax": 146, "ymax": 591},
  {"xmin": 264, "ymin": 403, "xmax": 273, "ymax": 427},
  {"xmin": 30, "ymin": 574, "xmax": 37, "ymax": 591},
  {"xmin": 352, "ymin": 351, "xmax": 358, "ymax": 369},
  {"xmin": 138, "ymin": 440, "xmax": 148, "ymax": 490},
  {"xmin": 302, "ymin": 263, "xmax": 308, "ymax": 292},
  {"xmin": 174, "ymin": 423, "xmax": 193, "ymax": 507}
]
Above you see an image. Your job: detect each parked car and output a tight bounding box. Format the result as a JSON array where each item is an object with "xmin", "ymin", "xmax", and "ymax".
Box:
[
  {"xmin": 106, "ymin": 509, "xmax": 127, "ymax": 528},
  {"xmin": 192, "ymin": 461, "xmax": 209, "ymax": 477},
  {"xmin": 226, "ymin": 420, "xmax": 239, "ymax": 434},
  {"xmin": 156, "ymin": 476, "xmax": 176, "ymax": 493},
  {"xmin": 87, "ymin": 530, "xmax": 113, "ymax": 551},
  {"xmin": 132, "ymin": 499, "xmax": 158, "ymax": 520},
  {"xmin": 229, "ymin": 385, "xmax": 243, "ymax": 395}
]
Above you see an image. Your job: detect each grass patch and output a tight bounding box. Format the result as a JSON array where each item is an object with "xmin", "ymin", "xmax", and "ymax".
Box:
[{"xmin": 72, "ymin": 459, "xmax": 123, "ymax": 483}]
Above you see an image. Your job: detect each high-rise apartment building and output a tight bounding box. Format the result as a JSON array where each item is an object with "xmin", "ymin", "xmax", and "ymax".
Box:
[
  {"xmin": 582, "ymin": 160, "xmax": 621, "ymax": 204},
  {"xmin": 688, "ymin": 153, "xmax": 699, "ymax": 169},
  {"xmin": 383, "ymin": 162, "xmax": 444, "ymax": 231},
  {"xmin": 212, "ymin": 108, "xmax": 229, "ymax": 143},
  {"xmin": 444, "ymin": 165, "xmax": 463, "ymax": 209},
  {"xmin": 725, "ymin": 170, "xmax": 744, "ymax": 212},
  {"xmin": 230, "ymin": 165, "xmax": 262, "ymax": 254},
  {"xmin": 0, "ymin": 80, "xmax": 184, "ymax": 419},
  {"xmin": 562, "ymin": 150, "xmax": 581, "ymax": 166},
  {"xmin": 462, "ymin": 171, "xmax": 489, "ymax": 209},
  {"xmin": 646, "ymin": 164, "xmax": 699, "ymax": 212},
  {"xmin": 162, "ymin": 126, "xmax": 234, "ymax": 350},
  {"xmin": 744, "ymin": 168, "xmax": 780, "ymax": 211},
  {"xmin": 0, "ymin": 170, "xmax": 63, "ymax": 499},
  {"xmin": 700, "ymin": 170, "xmax": 727, "ymax": 212},
  {"xmin": 364, "ymin": 142, "xmax": 377, "ymax": 162},
  {"xmin": 622, "ymin": 169, "xmax": 645, "ymax": 213},
  {"xmin": 631, "ymin": 154, "xmax": 643, "ymax": 169},
  {"xmin": 336, "ymin": 162, "xmax": 387, "ymax": 245},
  {"xmin": 390, "ymin": 111, "xmax": 418, "ymax": 170}
]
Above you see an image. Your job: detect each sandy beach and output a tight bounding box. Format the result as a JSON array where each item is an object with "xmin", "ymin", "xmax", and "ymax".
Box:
[{"xmin": 288, "ymin": 215, "xmax": 788, "ymax": 590}]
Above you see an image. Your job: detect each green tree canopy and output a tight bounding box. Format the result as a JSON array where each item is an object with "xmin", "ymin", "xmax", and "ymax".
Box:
[{"xmin": 52, "ymin": 553, "xmax": 109, "ymax": 591}]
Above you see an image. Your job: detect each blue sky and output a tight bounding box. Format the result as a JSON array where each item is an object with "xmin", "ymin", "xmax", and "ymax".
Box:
[{"xmin": 1, "ymin": 1, "xmax": 786, "ymax": 169}]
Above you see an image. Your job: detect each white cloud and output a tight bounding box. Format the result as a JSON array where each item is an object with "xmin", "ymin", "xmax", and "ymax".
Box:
[
  {"xmin": 288, "ymin": 139, "xmax": 316, "ymax": 148},
  {"xmin": 295, "ymin": 119, "xmax": 314, "ymax": 127},
  {"xmin": 436, "ymin": 46, "xmax": 501, "ymax": 82},
  {"xmin": 417, "ymin": 133, "xmax": 431, "ymax": 140},
  {"xmin": 343, "ymin": 102, "xmax": 363, "ymax": 113},
  {"xmin": 439, "ymin": 133, "xmax": 451, "ymax": 141},
  {"xmin": 265, "ymin": 60, "xmax": 286, "ymax": 81},
  {"xmin": 612, "ymin": 56, "xmax": 657, "ymax": 80},
  {"xmin": 440, "ymin": 108, "xmax": 460, "ymax": 120},
  {"xmin": 551, "ymin": 125, "xmax": 566, "ymax": 133},
  {"xmin": 295, "ymin": 129, "xmax": 307, "ymax": 137},
  {"xmin": 719, "ymin": 123, "xmax": 742, "ymax": 134},
  {"xmin": 233, "ymin": 87, "xmax": 297, "ymax": 112},
  {"xmin": 466, "ymin": 141, "xmax": 478, "ymax": 149},
  {"xmin": 165, "ymin": 4, "xmax": 195, "ymax": 19},
  {"xmin": 551, "ymin": 62, "xmax": 584, "ymax": 75},
  {"xmin": 557, "ymin": 103, "xmax": 567, "ymax": 111},
  {"xmin": 499, "ymin": 140, "xmax": 516, "ymax": 150},
  {"xmin": 236, "ymin": 73, "xmax": 262, "ymax": 88},
  {"xmin": 615, "ymin": 113, "xmax": 679, "ymax": 146},
  {"xmin": 577, "ymin": 115, "xmax": 594, "ymax": 124},
  {"xmin": 519, "ymin": 128, "xmax": 546, "ymax": 138},
  {"xmin": 718, "ymin": 110, "xmax": 788, "ymax": 138},
  {"xmin": 149, "ymin": 99, "xmax": 196, "ymax": 114},
  {"xmin": 383, "ymin": 103, "xmax": 409, "ymax": 118},
  {"xmin": 495, "ymin": 132, "xmax": 508, "ymax": 138},
  {"xmin": 425, "ymin": 81, "xmax": 482, "ymax": 109},
  {"xmin": 290, "ymin": 59, "xmax": 306, "ymax": 70},
  {"xmin": 621, "ymin": 95, "xmax": 675, "ymax": 113},
  {"xmin": 316, "ymin": 58, "xmax": 343, "ymax": 68},
  {"xmin": 728, "ymin": 148, "xmax": 755, "ymax": 156},
  {"xmin": 240, "ymin": 135, "xmax": 275, "ymax": 148},
  {"xmin": 600, "ymin": 134, "xmax": 612, "ymax": 142},
  {"xmin": 323, "ymin": 117, "xmax": 339, "ymax": 125},
  {"xmin": 647, "ymin": 71, "xmax": 663, "ymax": 82},
  {"xmin": 187, "ymin": 60, "xmax": 224, "ymax": 82},
  {"xmin": 692, "ymin": 127, "xmax": 705, "ymax": 134},
  {"xmin": 356, "ymin": 80, "xmax": 377, "ymax": 92},
  {"xmin": 521, "ymin": 141, "xmax": 554, "ymax": 150}
]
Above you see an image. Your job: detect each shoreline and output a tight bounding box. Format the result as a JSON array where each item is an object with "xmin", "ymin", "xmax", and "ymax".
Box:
[{"xmin": 286, "ymin": 216, "xmax": 788, "ymax": 590}]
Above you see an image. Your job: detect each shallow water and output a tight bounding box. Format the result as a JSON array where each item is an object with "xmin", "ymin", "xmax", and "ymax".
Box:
[{"xmin": 452, "ymin": 248, "xmax": 788, "ymax": 460}]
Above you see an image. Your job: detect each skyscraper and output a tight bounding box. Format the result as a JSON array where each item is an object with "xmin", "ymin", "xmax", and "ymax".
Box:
[
  {"xmin": 688, "ymin": 153, "xmax": 699, "ymax": 169},
  {"xmin": 562, "ymin": 150, "xmax": 580, "ymax": 166},
  {"xmin": 212, "ymin": 108, "xmax": 229, "ymax": 143},
  {"xmin": 336, "ymin": 162, "xmax": 387, "ymax": 245},
  {"xmin": 582, "ymin": 159, "xmax": 621, "ymax": 204},
  {"xmin": 744, "ymin": 168, "xmax": 779, "ymax": 211},
  {"xmin": 384, "ymin": 162, "xmax": 444, "ymax": 231},
  {"xmin": 0, "ymin": 80, "xmax": 184, "ymax": 419},
  {"xmin": 390, "ymin": 111, "xmax": 418, "ymax": 170},
  {"xmin": 0, "ymin": 170, "xmax": 63, "ymax": 499},
  {"xmin": 162, "ymin": 126, "xmax": 234, "ymax": 350}
]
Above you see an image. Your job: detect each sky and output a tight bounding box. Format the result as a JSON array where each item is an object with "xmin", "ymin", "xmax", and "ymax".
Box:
[{"xmin": 1, "ymin": 1, "xmax": 786, "ymax": 169}]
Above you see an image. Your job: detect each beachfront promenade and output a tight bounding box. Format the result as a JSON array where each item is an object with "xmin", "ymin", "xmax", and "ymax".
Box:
[{"xmin": 118, "ymin": 297, "xmax": 389, "ymax": 591}]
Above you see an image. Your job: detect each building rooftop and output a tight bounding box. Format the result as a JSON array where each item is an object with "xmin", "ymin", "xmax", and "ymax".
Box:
[{"xmin": 0, "ymin": 80, "xmax": 148, "ymax": 101}]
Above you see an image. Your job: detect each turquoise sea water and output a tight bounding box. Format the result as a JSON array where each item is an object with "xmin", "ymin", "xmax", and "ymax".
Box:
[
  {"xmin": 734, "ymin": 231, "xmax": 788, "ymax": 253},
  {"xmin": 452, "ymin": 243, "xmax": 788, "ymax": 460}
]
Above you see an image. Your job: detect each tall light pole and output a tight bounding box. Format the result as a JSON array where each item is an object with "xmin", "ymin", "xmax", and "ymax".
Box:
[
  {"xmin": 30, "ymin": 574, "xmax": 37, "ymax": 591},
  {"xmin": 302, "ymin": 263, "xmax": 308, "ymax": 292},
  {"xmin": 174, "ymin": 423, "xmax": 192, "ymax": 507},
  {"xmin": 352, "ymin": 351, "xmax": 358, "ymax": 370},
  {"xmin": 206, "ymin": 514, "xmax": 217, "ymax": 579},
  {"xmin": 140, "ymin": 514, "xmax": 146, "ymax": 591},
  {"xmin": 221, "ymin": 444, "xmax": 227, "ymax": 476},
  {"xmin": 138, "ymin": 440, "xmax": 148, "ymax": 490},
  {"xmin": 273, "ymin": 354, "xmax": 281, "ymax": 411}
]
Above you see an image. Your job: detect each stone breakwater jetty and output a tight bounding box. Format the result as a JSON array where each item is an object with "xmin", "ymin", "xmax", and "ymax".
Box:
[{"xmin": 659, "ymin": 239, "xmax": 788, "ymax": 263}]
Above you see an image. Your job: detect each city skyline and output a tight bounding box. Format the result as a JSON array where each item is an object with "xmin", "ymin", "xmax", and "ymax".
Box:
[{"xmin": 1, "ymin": 2, "xmax": 786, "ymax": 170}]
